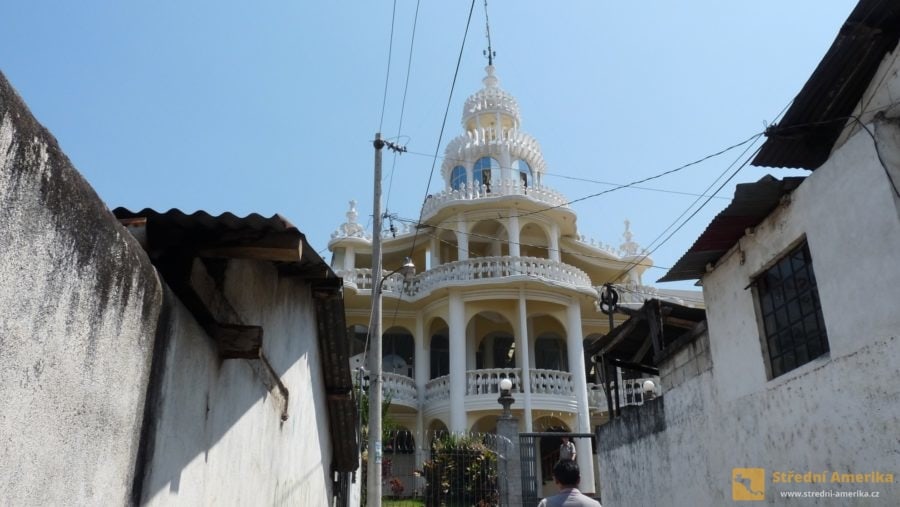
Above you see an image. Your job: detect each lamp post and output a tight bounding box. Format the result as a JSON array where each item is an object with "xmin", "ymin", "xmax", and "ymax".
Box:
[{"xmin": 497, "ymin": 377, "xmax": 514, "ymax": 419}]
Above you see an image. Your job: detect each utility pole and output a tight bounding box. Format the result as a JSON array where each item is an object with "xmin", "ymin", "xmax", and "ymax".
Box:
[{"xmin": 367, "ymin": 132, "xmax": 384, "ymax": 506}]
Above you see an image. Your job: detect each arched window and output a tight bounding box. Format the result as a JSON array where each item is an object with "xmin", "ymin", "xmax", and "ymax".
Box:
[
  {"xmin": 535, "ymin": 336, "xmax": 568, "ymax": 371},
  {"xmin": 430, "ymin": 334, "xmax": 450, "ymax": 379},
  {"xmin": 514, "ymin": 159, "xmax": 532, "ymax": 187},
  {"xmin": 347, "ymin": 325, "xmax": 368, "ymax": 357},
  {"xmin": 473, "ymin": 157, "xmax": 500, "ymax": 192},
  {"xmin": 450, "ymin": 165, "xmax": 467, "ymax": 190},
  {"xmin": 383, "ymin": 328, "xmax": 414, "ymax": 378}
]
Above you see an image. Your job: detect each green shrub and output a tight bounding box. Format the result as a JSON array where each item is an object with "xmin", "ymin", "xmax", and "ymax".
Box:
[{"xmin": 422, "ymin": 434, "xmax": 498, "ymax": 507}]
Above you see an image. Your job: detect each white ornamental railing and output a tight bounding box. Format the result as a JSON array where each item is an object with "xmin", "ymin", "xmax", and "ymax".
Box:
[
  {"xmin": 466, "ymin": 368, "xmax": 523, "ymax": 395},
  {"xmin": 586, "ymin": 377, "xmax": 661, "ymax": 410},
  {"xmin": 383, "ymin": 372, "xmax": 417, "ymax": 406},
  {"xmin": 421, "ymin": 179, "xmax": 568, "ymax": 220},
  {"xmin": 425, "ymin": 375, "xmax": 451, "ymax": 403},
  {"xmin": 341, "ymin": 256, "xmax": 593, "ymax": 300},
  {"xmin": 530, "ymin": 369, "xmax": 574, "ymax": 396}
]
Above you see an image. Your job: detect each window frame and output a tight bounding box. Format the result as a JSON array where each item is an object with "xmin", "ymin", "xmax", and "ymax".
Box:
[{"xmin": 752, "ymin": 239, "xmax": 829, "ymax": 379}]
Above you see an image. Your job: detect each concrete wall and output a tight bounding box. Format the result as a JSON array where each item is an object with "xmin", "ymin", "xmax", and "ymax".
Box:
[
  {"xmin": 1, "ymin": 72, "xmax": 344, "ymax": 506},
  {"xmin": 0, "ymin": 73, "xmax": 163, "ymax": 505},
  {"xmin": 597, "ymin": 53, "xmax": 900, "ymax": 506},
  {"xmin": 139, "ymin": 260, "xmax": 336, "ymax": 505}
]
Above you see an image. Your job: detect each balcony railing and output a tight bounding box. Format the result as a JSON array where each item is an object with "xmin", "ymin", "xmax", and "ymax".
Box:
[
  {"xmin": 341, "ymin": 256, "xmax": 593, "ymax": 300},
  {"xmin": 383, "ymin": 372, "xmax": 417, "ymax": 407},
  {"xmin": 529, "ymin": 369, "xmax": 574, "ymax": 396},
  {"xmin": 421, "ymin": 179, "xmax": 569, "ymax": 220},
  {"xmin": 587, "ymin": 377, "xmax": 661, "ymax": 410},
  {"xmin": 466, "ymin": 368, "xmax": 522, "ymax": 395}
]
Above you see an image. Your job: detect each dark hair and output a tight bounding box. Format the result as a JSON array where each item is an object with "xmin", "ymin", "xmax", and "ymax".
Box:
[{"xmin": 553, "ymin": 459, "xmax": 580, "ymax": 486}]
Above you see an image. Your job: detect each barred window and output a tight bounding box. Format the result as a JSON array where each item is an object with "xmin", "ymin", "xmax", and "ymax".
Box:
[{"xmin": 756, "ymin": 241, "xmax": 829, "ymax": 378}]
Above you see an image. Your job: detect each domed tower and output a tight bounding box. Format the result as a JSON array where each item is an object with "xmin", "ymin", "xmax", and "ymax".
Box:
[{"xmin": 441, "ymin": 65, "xmax": 545, "ymax": 192}]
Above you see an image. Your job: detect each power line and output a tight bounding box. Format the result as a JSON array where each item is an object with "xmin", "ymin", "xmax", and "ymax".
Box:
[
  {"xmin": 385, "ymin": 0, "xmax": 422, "ymax": 211},
  {"xmin": 542, "ymin": 173, "xmax": 730, "ymax": 200},
  {"xmin": 377, "ymin": 0, "xmax": 399, "ymax": 133}
]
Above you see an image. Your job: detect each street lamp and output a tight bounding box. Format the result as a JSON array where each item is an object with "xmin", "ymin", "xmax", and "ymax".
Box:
[{"xmin": 497, "ymin": 377, "xmax": 515, "ymax": 419}]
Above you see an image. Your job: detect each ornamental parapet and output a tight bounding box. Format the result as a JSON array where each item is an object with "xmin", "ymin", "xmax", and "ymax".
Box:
[
  {"xmin": 422, "ymin": 179, "xmax": 568, "ymax": 220},
  {"xmin": 340, "ymin": 256, "xmax": 593, "ymax": 300}
]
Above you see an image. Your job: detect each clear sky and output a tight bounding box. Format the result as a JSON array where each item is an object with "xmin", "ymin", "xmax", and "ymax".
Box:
[{"xmin": 1, "ymin": 1, "xmax": 858, "ymax": 289}]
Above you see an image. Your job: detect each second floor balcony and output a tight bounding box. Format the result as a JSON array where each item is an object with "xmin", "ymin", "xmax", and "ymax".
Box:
[
  {"xmin": 341, "ymin": 255, "xmax": 594, "ymax": 301},
  {"xmin": 383, "ymin": 367, "xmax": 660, "ymax": 414}
]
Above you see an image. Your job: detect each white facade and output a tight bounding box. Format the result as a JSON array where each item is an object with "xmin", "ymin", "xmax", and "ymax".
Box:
[
  {"xmin": 330, "ymin": 65, "xmax": 673, "ymax": 495},
  {"xmin": 597, "ymin": 22, "xmax": 900, "ymax": 506}
]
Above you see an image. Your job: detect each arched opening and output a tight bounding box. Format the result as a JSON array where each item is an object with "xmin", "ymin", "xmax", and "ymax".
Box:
[
  {"xmin": 514, "ymin": 159, "xmax": 532, "ymax": 188},
  {"xmin": 347, "ymin": 324, "xmax": 368, "ymax": 357},
  {"xmin": 438, "ymin": 229, "xmax": 459, "ymax": 264},
  {"xmin": 520, "ymin": 222, "xmax": 551, "ymax": 259},
  {"xmin": 427, "ymin": 418, "xmax": 449, "ymax": 436},
  {"xmin": 429, "ymin": 319, "xmax": 450, "ymax": 380},
  {"xmin": 534, "ymin": 418, "xmax": 571, "ymax": 485},
  {"xmin": 468, "ymin": 311, "xmax": 515, "ymax": 371},
  {"xmin": 383, "ymin": 326, "xmax": 414, "ymax": 378},
  {"xmin": 469, "ymin": 219, "xmax": 509, "ymax": 258},
  {"xmin": 473, "ymin": 157, "xmax": 500, "ymax": 192},
  {"xmin": 470, "ymin": 415, "xmax": 500, "ymax": 434},
  {"xmin": 535, "ymin": 335, "xmax": 568, "ymax": 371},
  {"xmin": 450, "ymin": 165, "xmax": 467, "ymax": 190}
]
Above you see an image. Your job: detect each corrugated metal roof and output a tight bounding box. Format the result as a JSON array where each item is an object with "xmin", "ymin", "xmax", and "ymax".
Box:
[
  {"xmin": 658, "ymin": 176, "xmax": 805, "ymax": 282},
  {"xmin": 753, "ymin": 0, "xmax": 900, "ymax": 169},
  {"xmin": 113, "ymin": 207, "xmax": 334, "ymax": 278}
]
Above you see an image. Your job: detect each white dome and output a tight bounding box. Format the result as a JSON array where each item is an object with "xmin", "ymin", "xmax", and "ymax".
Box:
[{"xmin": 461, "ymin": 65, "xmax": 520, "ymax": 128}]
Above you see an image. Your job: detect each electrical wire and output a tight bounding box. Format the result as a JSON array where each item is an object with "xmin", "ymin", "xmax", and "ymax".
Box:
[
  {"xmin": 377, "ymin": 0, "xmax": 398, "ymax": 133},
  {"xmin": 385, "ymin": 0, "xmax": 422, "ymax": 211},
  {"xmin": 543, "ymin": 173, "xmax": 730, "ymax": 200}
]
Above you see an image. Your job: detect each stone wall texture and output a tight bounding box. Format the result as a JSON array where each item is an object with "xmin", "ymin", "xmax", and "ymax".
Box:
[{"xmin": 0, "ymin": 71, "xmax": 163, "ymax": 505}]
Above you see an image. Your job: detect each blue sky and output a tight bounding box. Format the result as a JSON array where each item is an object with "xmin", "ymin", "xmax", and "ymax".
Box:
[{"xmin": 1, "ymin": 1, "xmax": 857, "ymax": 289}]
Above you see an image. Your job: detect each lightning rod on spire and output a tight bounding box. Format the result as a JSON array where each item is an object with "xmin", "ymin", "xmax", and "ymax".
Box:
[{"xmin": 483, "ymin": 0, "xmax": 496, "ymax": 65}]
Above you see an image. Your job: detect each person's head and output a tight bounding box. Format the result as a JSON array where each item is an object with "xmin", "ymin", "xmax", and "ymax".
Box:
[
  {"xmin": 552, "ymin": 459, "xmax": 581, "ymax": 488},
  {"xmin": 561, "ymin": 436, "xmax": 569, "ymax": 443}
]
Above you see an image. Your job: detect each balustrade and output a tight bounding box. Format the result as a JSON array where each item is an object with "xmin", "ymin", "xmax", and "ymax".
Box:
[
  {"xmin": 340, "ymin": 256, "xmax": 592, "ymax": 299},
  {"xmin": 421, "ymin": 180, "xmax": 568, "ymax": 219},
  {"xmin": 529, "ymin": 369, "xmax": 574, "ymax": 396},
  {"xmin": 425, "ymin": 375, "xmax": 451, "ymax": 403},
  {"xmin": 465, "ymin": 368, "xmax": 522, "ymax": 395},
  {"xmin": 382, "ymin": 372, "xmax": 417, "ymax": 406}
]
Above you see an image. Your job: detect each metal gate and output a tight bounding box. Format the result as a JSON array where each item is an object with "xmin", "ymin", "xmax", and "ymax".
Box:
[
  {"xmin": 362, "ymin": 430, "xmax": 510, "ymax": 506},
  {"xmin": 518, "ymin": 432, "xmax": 595, "ymax": 506}
]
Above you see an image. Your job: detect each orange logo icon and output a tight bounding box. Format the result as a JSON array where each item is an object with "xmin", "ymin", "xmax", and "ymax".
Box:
[{"xmin": 732, "ymin": 468, "xmax": 765, "ymax": 501}]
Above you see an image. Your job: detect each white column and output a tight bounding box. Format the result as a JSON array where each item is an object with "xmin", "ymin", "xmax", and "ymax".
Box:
[
  {"xmin": 448, "ymin": 291, "xmax": 467, "ymax": 432},
  {"xmin": 517, "ymin": 291, "xmax": 533, "ymax": 431},
  {"xmin": 414, "ymin": 312, "xmax": 427, "ymax": 482},
  {"xmin": 508, "ymin": 215, "xmax": 520, "ymax": 257},
  {"xmin": 457, "ymin": 215, "xmax": 469, "ymax": 261},
  {"xmin": 566, "ymin": 299, "xmax": 595, "ymax": 493},
  {"xmin": 549, "ymin": 222, "xmax": 560, "ymax": 262},
  {"xmin": 429, "ymin": 236, "xmax": 440, "ymax": 267},
  {"xmin": 343, "ymin": 246, "xmax": 355, "ymax": 271}
]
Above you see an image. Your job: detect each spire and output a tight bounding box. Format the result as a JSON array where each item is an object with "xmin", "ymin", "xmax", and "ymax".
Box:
[{"xmin": 483, "ymin": 0, "xmax": 496, "ymax": 66}]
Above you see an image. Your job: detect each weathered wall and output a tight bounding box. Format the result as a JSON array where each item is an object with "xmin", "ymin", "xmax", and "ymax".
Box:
[
  {"xmin": 140, "ymin": 259, "xmax": 335, "ymax": 506},
  {"xmin": 597, "ymin": 53, "xmax": 900, "ymax": 506},
  {"xmin": 0, "ymin": 72, "xmax": 163, "ymax": 505}
]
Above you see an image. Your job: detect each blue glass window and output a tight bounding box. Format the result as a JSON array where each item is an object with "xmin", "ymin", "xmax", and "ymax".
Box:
[
  {"xmin": 474, "ymin": 157, "xmax": 500, "ymax": 190},
  {"xmin": 515, "ymin": 159, "xmax": 532, "ymax": 187},
  {"xmin": 450, "ymin": 165, "xmax": 467, "ymax": 190}
]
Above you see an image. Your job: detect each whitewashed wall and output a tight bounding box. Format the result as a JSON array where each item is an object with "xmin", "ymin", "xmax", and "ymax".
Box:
[
  {"xmin": 598, "ymin": 53, "xmax": 900, "ymax": 506},
  {"xmin": 140, "ymin": 260, "xmax": 336, "ymax": 506}
]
